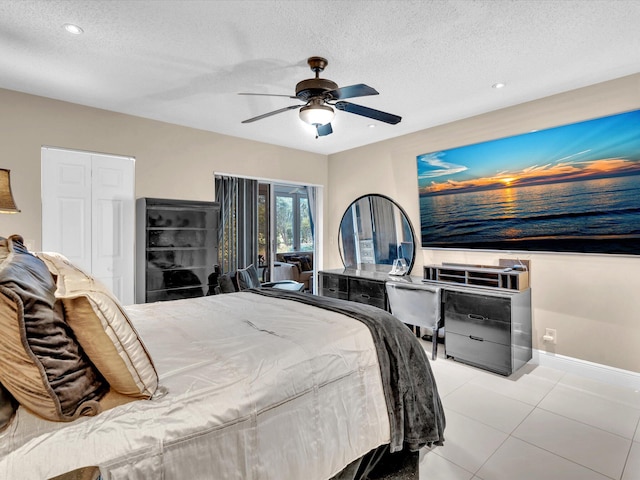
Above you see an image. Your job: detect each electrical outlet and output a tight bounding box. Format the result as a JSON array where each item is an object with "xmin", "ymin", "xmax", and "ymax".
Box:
[{"xmin": 543, "ymin": 328, "xmax": 557, "ymax": 344}]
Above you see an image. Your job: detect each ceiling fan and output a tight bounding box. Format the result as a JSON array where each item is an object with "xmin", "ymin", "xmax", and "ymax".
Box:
[{"xmin": 239, "ymin": 56, "xmax": 401, "ymax": 137}]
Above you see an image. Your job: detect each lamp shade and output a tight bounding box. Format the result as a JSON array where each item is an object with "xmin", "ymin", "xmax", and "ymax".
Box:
[
  {"xmin": 299, "ymin": 104, "xmax": 334, "ymax": 126},
  {"xmin": 0, "ymin": 169, "xmax": 20, "ymax": 213}
]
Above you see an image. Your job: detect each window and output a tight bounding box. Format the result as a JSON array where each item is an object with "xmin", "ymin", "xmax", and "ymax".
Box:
[{"xmin": 274, "ymin": 185, "xmax": 313, "ymax": 253}]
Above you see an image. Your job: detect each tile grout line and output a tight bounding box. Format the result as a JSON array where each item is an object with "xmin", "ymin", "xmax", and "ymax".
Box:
[
  {"xmin": 469, "ymin": 426, "xmax": 516, "ymax": 477},
  {"xmin": 467, "ymin": 391, "xmax": 545, "ymax": 477},
  {"xmin": 553, "ymin": 380, "xmax": 640, "ymax": 411},
  {"xmin": 424, "ymin": 341, "xmax": 637, "ymax": 479},
  {"xmin": 532, "ymin": 403, "xmax": 638, "ymax": 442},
  {"xmin": 619, "ymin": 417, "xmax": 640, "ymax": 480},
  {"xmin": 511, "ymin": 398, "xmax": 631, "ymax": 479},
  {"xmin": 510, "ymin": 432, "xmax": 620, "ymax": 480}
]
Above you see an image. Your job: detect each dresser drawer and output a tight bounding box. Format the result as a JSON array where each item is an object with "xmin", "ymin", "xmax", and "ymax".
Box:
[
  {"xmin": 348, "ymin": 278, "xmax": 386, "ymax": 310},
  {"xmin": 321, "ymin": 288, "xmax": 348, "ymax": 300},
  {"xmin": 320, "ymin": 274, "xmax": 348, "ymax": 300},
  {"xmin": 446, "ymin": 331, "xmax": 512, "ymax": 375},
  {"xmin": 444, "ymin": 291, "xmax": 511, "ymax": 345},
  {"xmin": 444, "ymin": 290, "xmax": 511, "ymax": 322}
]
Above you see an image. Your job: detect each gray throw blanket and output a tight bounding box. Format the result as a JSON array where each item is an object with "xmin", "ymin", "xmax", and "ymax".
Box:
[{"xmin": 247, "ymin": 288, "xmax": 445, "ymax": 452}]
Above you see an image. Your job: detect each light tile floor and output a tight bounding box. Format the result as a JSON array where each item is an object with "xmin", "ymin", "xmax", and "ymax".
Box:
[{"xmin": 418, "ymin": 339, "xmax": 640, "ymax": 480}]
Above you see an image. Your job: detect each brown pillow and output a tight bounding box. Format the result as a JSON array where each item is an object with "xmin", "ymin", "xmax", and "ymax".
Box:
[
  {"xmin": 283, "ymin": 255, "xmax": 302, "ymax": 274},
  {"xmin": 0, "ymin": 236, "xmax": 106, "ymax": 421},
  {"xmin": 296, "ymin": 255, "xmax": 313, "ymax": 272}
]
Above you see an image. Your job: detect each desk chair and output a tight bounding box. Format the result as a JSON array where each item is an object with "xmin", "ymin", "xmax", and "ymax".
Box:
[{"xmin": 385, "ymin": 281, "xmax": 443, "ymax": 360}]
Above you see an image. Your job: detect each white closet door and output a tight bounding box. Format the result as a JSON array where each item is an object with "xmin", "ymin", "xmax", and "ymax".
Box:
[
  {"xmin": 41, "ymin": 149, "xmax": 93, "ymax": 270},
  {"xmin": 91, "ymin": 154, "xmax": 135, "ymax": 304},
  {"xmin": 41, "ymin": 148, "xmax": 135, "ymax": 304}
]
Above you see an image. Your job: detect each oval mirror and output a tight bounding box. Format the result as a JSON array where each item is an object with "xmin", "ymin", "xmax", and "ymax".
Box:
[{"xmin": 339, "ymin": 194, "xmax": 416, "ymax": 273}]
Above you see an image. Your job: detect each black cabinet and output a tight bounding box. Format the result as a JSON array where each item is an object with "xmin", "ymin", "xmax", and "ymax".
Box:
[
  {"xmin": 443, "ymin": 287, "xmax": 531, "ymax": 376},
  {"xmin": 136, "ymin": 198, "xmax": 220, "ymax": 303}
]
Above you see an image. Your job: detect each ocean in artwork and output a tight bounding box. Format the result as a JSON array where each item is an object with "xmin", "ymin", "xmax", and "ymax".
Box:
[{"xmin": 419, "ymin": 174, "xmax": 640, "ymax": 254}]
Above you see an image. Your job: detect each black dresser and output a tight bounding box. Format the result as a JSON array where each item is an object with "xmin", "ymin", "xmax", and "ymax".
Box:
[
  {"xmin": 440, "ymin": 285, "xmax": 531, "ymax": 375},
  {"xmin": 318, "ymin": 266, "xmax": 397, "ymax": 311},
  {"xmin": 318, "ymin": 266, "xmax": 532, "ymax": 376}
]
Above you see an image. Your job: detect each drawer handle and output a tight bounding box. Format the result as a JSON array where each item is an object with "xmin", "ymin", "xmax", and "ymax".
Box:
[
  {"xmin": 469, "ymin": 335, "xmax": 484, "ymax": 342},
  {"xmin": 468, "ymin": 314, "xmax": 486, "ymax": 321},
  {"xmin": 360, "ymin": 294, "xmax": 371, "ymax": 299},
  {"xmin": 328, "ymin": 288, "xmax": 337, "ymax": 292}
]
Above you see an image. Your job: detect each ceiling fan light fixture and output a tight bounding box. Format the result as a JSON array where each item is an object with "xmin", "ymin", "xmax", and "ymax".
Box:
[{"xmin": 299, "ymin": 104, "xmax": 334, "ymax": 126}]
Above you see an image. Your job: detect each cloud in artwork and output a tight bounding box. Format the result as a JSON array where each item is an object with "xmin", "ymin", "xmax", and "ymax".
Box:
[
  {"xmin": 554, "ymin": 149, "xmax": 592, "ymax": 163},
  {"xmin": 417, "ymin": 152, "xmax": 468, "ymax": 179},
  {"xmin": 422, "ymin": 157, "xmax": 640, "ymax": 195}
]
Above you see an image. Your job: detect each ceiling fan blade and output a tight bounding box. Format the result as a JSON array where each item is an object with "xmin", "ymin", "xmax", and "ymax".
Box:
[
  {"xmin": 316, "ymin": 123, "xmax": 333, "ymax": 137},
  {"xmin": 238, "ymin": 92, "xmax": 298, "ymax": 99},
  {"xmin": 326, "ymin": 83, "xmax": 378, "ymax": 100},
  {"xmin": 241, "ymin": 104, "xmax": 301, "ymax": 123},
  {"xmin": 335, "ymin": 101, "xmax": 402, "ymax": 124}
]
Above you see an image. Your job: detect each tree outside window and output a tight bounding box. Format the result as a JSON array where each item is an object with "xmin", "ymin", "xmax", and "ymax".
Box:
[{"xmin": 275, "ymin": 186, "xmax": 312, "ymax": 253}]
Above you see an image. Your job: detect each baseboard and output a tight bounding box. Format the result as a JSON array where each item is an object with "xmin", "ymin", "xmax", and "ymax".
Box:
[{"xmin": 531, "ymin": 349, "xmax": 640, "ymax": 390}]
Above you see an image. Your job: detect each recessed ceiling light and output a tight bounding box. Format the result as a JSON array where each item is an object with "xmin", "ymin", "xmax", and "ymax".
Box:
[
  {"xmin": 492, "ymin": 82, "xmax": 506, "ymax": 89},
  {"xmin": 368, "ymin": 124, "xmax": 376, "ymax": 128},
  {"xmin": 63, "ymin": 23, "xmax": 84, "ymax": 35}
]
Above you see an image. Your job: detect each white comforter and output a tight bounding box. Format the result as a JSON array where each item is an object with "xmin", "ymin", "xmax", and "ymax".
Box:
[{"xmin": 0, "ymin": 292, "xmax": 390, "ymax": 480}]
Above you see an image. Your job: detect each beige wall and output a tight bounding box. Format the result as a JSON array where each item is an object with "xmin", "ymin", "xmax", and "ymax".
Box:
[
  {"xmin": 326, "ymin": 73, "xmax": 640, "ymax": 373},
  {"xmin": 0, "ymin": 88, "xmax": 327, "ymax": 250}
]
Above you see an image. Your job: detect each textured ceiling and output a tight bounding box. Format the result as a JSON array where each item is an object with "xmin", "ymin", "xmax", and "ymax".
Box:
[{"xmin": 1, "ymin": 0, "xmax": 639, "ymax": 155}]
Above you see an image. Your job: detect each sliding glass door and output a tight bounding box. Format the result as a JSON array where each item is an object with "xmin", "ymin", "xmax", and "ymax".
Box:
[
  {"xmin": 258, "ymin": 182, "xmax": 315, "ymax": 284},
  {"xmin": 216, "ymin": 174, "xmax": 318, "ymax": 288}
]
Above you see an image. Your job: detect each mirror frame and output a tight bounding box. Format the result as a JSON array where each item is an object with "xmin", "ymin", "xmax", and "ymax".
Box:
[{"xmin": 338, "ymin": 193, "xmax": 416, "ymax": 273}]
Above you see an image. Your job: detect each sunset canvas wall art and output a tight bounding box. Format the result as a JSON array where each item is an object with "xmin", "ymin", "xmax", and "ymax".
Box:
[{"xmin": 416, "ymin": 109, "xmax": 640, "ymax": 255}]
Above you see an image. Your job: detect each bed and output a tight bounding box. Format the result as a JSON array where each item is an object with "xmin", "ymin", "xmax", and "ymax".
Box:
[{"xmin": 0, "ymin": 235, "xmax": 445, "ymax": 480}]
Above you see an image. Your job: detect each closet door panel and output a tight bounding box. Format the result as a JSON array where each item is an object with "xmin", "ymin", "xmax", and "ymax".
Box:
[{"xmin": 41, "ymin": 148, "xmax": 93, "ymax": 273}]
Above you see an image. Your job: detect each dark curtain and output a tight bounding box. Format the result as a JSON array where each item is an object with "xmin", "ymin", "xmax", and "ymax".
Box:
[
  {"xmin": 305, "ymin": 185, "xmax": 316, "ymax": 238},
  {"xmin": 215, "ymin": 175, "xmax": 259, "ymax": 273},
  {"xmin": 340, "ymin": 206, "xmax": 357, "ymax": 267},
  {"xmin": 371, "ymin": 195, "xmax": 398, "ymax": 264}
]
